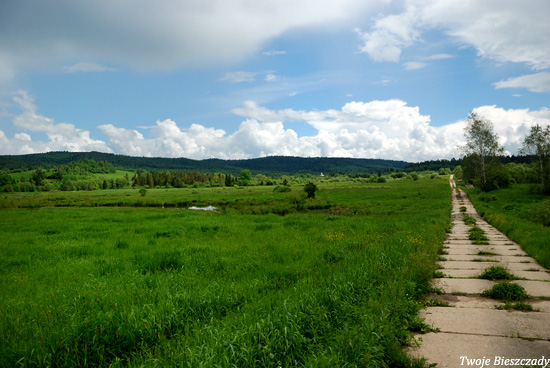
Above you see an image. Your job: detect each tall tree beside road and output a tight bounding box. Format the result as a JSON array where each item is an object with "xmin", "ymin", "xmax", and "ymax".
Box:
[
  {"xmin": 521, "ymin": 124, "xmax": 550, "ymax": 194},
  {"xmin": 461, "ymin": 113, "xmax": 506, "ymax": 192}
]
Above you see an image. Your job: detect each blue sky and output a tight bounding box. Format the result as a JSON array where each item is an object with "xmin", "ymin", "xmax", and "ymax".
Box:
[{"xmin": 1, "ymin": 0, "xmax": 549, "ymax": 162}]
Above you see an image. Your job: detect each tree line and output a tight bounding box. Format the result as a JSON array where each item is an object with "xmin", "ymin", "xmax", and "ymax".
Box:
[{"xmin": 0, "ymin": 152, "xmax": 409, "ymax": 175}]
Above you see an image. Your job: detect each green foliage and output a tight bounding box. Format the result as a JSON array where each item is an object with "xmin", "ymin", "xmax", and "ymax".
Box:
[
  {"xmin": 404, "ymin": 158, "xmax": 461, "ymax": 173},
  {"xmin": 531, "ymin": 200, "xmax": 550, "ymax": 226},
  {"xmin": 478, "ymin": 266, "xmax": 519, "ymax": 280},
  {"xmin": 61, "ymin": 180, "xmax": 74, "ymax": 191},
  {"xmin": 303, "ymin": 181, "xmax": 317, "ymax": 199},
  {"xmin": 273, "ymin": 185, "xmax": 291, "ymax": 193},
  {"xmin": 453, "ymin": 165, "xmax": 463, "ymax": 180},
  {"xmin": 461, "ymin": 113, "xmax": 506, "ymax": 192},
  {"xmin": 520, "ymin": 124, "xmax": 550, "ymax": 194},
  {"xmin": 0, "ymin": 173, "xmax": 13, "ymax": 186},
  {"xmin": 478, "ymin": 192, "xmax": 497, "ymax": 202},
  {"xmin": 0, "ymin": 152, "xmax": 410, "ymax": 176},
  {"xmin": 239, "ymin": 169, "xmax": 252, "ymax": 185},
  {"xmin": 2, "ymin": 184, "xmax": 14, "ymax": 192},
  {"xmin": 481, "ymin": 282, "xmax": 529, "ymax": 301},
  {"xmin": 0, "ymin": 179, "xmax": 452, "ymax": 367}
]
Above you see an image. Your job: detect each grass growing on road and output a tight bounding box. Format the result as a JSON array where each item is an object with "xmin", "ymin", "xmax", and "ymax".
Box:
[
  {"xmin": 481, "ymin": 283, "xmax": 529, "ymax": 301},
  {"xmin": 478, "ymin": 266, "xmax": 520, "ymax": 281}
]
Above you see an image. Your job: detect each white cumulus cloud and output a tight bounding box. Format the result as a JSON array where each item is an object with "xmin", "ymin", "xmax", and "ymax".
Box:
[
  {"xmin": 357, "ymin": 0, "xmax": 550, "ymax": 70},
  {"xmin": 2, "ymin": 91, "xmax": 549, "ymax": 162},
  {"xmin": 355, "ymin": 7, "xmax": 421, "ymax": 63},
  {"xmin": 0, "ymin": 91, "xmax": 111, "ymax": 154}
]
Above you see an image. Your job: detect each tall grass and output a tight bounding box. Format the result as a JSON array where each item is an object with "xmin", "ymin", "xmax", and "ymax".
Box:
[
  {"xmin": 0, "ymin": 180, "xmax": 451, "ymax": 367},
  {"xmin": 466, "ymin": 184, "xmax": 550, "ymax": 268}
]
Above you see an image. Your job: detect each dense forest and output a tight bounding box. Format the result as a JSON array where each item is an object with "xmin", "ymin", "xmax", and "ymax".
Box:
[{"xmin": 0, "ymin": 151, "xmax": 408, "ymax": 175}]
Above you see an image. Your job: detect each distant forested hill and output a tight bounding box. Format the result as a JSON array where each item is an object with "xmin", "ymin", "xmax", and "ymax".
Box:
[{"xmin": 0, "ymin": 151, "xmax": 409, "ymax": 176}]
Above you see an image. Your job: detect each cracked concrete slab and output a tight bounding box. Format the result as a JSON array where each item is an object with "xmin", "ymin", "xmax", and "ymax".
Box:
[
  {"xmin": 419, "ymin": 307, "xmax": 550, "ymax": 339},
  {"xmin": 408, "ymin": 333, "xmax": 550, "ymax": 368}
]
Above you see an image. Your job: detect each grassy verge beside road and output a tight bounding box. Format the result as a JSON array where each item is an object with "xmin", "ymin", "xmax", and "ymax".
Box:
[{"xmin": 466, "ymin": 184, "xmax": 550, "ymax": 269}]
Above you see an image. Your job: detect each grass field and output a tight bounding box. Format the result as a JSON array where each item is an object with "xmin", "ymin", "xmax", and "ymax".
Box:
[
  {"xmin": 465, "ymin": 184, "xmax": 550, "ymax": 269},
  {"xmin": 0, "ymin": 179, "xmax": 451, "ymax": 367}
]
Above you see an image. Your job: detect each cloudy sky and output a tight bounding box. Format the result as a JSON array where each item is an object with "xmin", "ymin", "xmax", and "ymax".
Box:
[{"xmin": 1, "ymin": 0, "xmax": 549, "ymax": 162}]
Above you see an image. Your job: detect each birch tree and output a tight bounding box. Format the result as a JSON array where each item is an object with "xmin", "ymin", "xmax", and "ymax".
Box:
[{"xmin": 461, "ymin": 113, "xmax": 505, "ymax": 192}]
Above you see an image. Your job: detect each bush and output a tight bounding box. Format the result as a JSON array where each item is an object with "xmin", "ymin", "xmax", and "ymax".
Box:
[
  {"xmin": 479, "ymin": 192, "xmax": 497, "ymax": 202},
  {"xmin": 20, "ymin": 182, "xmax": 35, "ymax": 192},
  {"xmin": 61, "ymin": 180, "xmax": 74, "ymax": 191},
  {"xmin": 531, "ymin": 200, "xmax": 550, "ymax": 227},
  {"xmin": 139, "ymin": 188, "xmax": 147, "ymax": 197},
  {"xmin": 377, "ymin": 176, "xmax": 387, "ymax": 183},
  {"xmin": 304, "ymin": 181, "xmax": 317, "ymax": 199},
  {"xmin": 41, "ymin": 183, "xmax": 55, "ymax": 192},
  {"xmin": 273, "ymin": 185, "xmax": 291, "ymax": 193},
  {"xmin": 2, "ymin": 185, "xmax": 13, "ymax": 193}
]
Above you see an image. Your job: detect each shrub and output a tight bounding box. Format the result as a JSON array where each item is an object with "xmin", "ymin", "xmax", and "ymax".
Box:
[
  {"xmin": 377, "ymin": 176, "xmax": 387, "ymax": 183},
  {"xmin": 304, "ymin": 181, "xmax": 317, "ymax": 199},
  {"xmin": 531, "ymin": 200, "xmax": 550, "ymax": 227},
  {"xmin": 479, "ymin": 193, "xmax": 497, "ymax": 202},
  {"xmin": 2, "ymin": 185, "xmax": 13, "ymax": 193},
  {"xmin": 61, "ymin": 180, "xmax": 74, "ymax": 191},
  {"xmin": 139, "ymin": 188, "xmax": 147, "ymax": 197},
  {"xmin": 273, "ymin": 185, "xmax": 291, "ymax": 193}
]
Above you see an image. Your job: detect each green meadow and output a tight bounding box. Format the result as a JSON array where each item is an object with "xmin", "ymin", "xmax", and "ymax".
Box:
[{"xmin": 1, "ymin": 179, "xmax": 451, "ymax": 367}]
